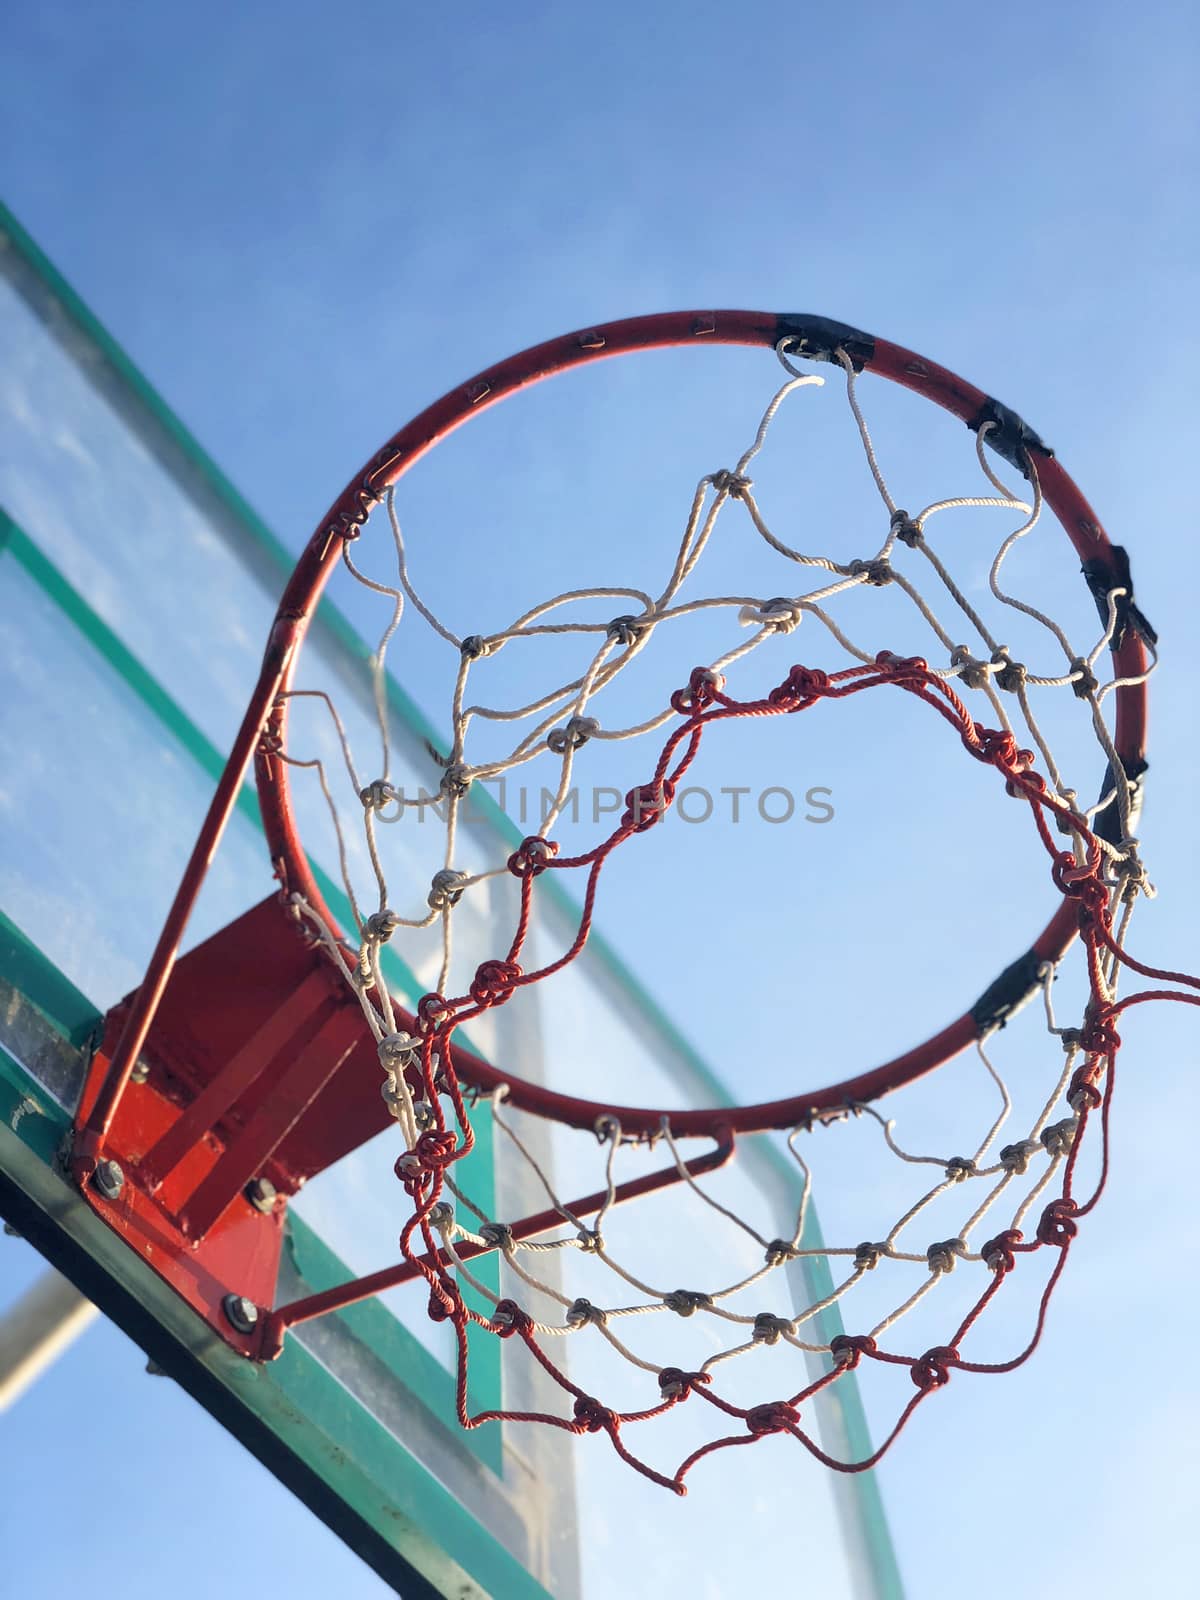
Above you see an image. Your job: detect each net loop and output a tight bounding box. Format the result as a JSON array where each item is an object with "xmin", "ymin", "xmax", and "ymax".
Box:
[
  {"xmin": 1067, "ymin": 1068, "xmax": 1103, "ymax": 1112},
  {"xmin": 491, "ymin": 1299, "xmax": 533, "ymax": 1338},
  {"xmin": 847, "ymin": 556, "xmax": 893, "ymax": 587},
  {"xmin": 708, "ymin": 468, "xmax": 753, "ymax": 498},
  {"xmin": 669, "ymin": 668, "xmax": 725, "ymax": 714},
  {"xmin": 745, "ymin": 1401, "xmax": 801, "ymax": 1435},
  {"xmin": 428, "ymin": 869, "xmax": 469, "ymax": 911},
  {"xmin": 567, "ymin": 1297, "xmax": 608, "ymax": 1329},
  {"xmin": 1036, "ymin": 1198, "xmax": 1079, "ymax": 1248},
  {"xmin": 926, "ymin": 1239, "xmax": 967, "ymax": 1275},
  {"xmin": 607, "ymin": 614, "xmax": 649, "ymax": 646},
  {"xmin": 854, "ymin": 1241, "xmax": 887, "ymax": 1271},
  {"xmin": 469, "ymin": 959, "xmax": 524, "ymax": 1007},
  {"xmin": 999, "ymin": 1140, "xmax": 1040, "ymax": 1175},
  {"xmin": 507, "ymin": 836, "xmax": 558, "ymax": 878},
  {"xmin": 623, "ymin": 781, "xmax": 676, "ymax": 832},
  {"xmin": 574, "ymin": 1396, "xmax": 616, "ymax": 1433},
  {"xmin": 663, "ymin": 1289, "xmax": 713, "ymax": 1318},
  {"xmin": 830, "ymin": 1334, "xmax": 878, "ymax": 1369},
  {"xmin": 752, "ymin": 1312, "xmax": 796, "ymax": 1345},
  {"xmin": 910, "ymin": 1348, "xmax": 957, "ymax": 1391},
  {"xmin": 981, "ymin": 1231, "xmax": 1024, "ymax": 1273},
  {"xmin": 547, "ymin": 716, "xmax": 599, "ymax": 753},
  {"xmin": 359, "ymin": 779, "xmax": 397, "ymax": 810},
  {"xmin": 890, "ymin": 508, "xmax": 923, "ymax": 546},
  {"xmin": 658, "ymin": 1367, "xmax": 707, "ymax": 1399}
]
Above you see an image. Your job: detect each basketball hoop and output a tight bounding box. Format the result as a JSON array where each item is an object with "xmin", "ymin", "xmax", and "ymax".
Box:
[{"xmin": 71, "ymin": 312, "xmax": 1198, "ymax": 1492}]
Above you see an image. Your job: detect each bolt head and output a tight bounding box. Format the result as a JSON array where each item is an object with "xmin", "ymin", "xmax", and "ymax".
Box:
[
  {"xmin": 93, "ymin": 1159, "xmax": 124, "ymax": 1200},
  {"xmin": 222, "ymin": 1293, "xmax": 259, "ymax": 1335}
]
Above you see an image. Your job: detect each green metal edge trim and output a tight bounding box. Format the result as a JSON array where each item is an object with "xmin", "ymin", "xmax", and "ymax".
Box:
[
  {"xmin": 0, "ymin": 1043, "xmax": 551, "ymax": 1600},
  {"xmin": 1, "ymin": 197, "xmax": 898, "ymax": 1586},
  {"xmin": 0, "ymin": 907, "xmax": 100, "ymax": 1049}
]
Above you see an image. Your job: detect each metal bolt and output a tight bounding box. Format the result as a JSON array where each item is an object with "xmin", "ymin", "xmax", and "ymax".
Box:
[
  {"xmin": 145, "ymin": 1359, "xmax": 168, "ymax": 1377},
  {"xmin": 245, "ymin": 1177, "xmax": 278, "ymax": 1214},
  {"xmin": 222, "ymin": 1294, "xmax": 259, "ymax": 1335},
  {"xmin": 3, "ymin": 1222, "xmax": 22, "ymax": 1238},
  {"xmin": 130, "ymin": 1056, "xmax": 151, "ymax": 1085},
  {"xmin": 93, "ymin": 1159, "xmax": 125, "ymax": 1200}
]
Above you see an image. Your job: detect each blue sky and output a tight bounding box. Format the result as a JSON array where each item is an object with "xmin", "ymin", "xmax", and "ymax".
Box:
[{"xmin": 2, "ymin": 2, "xmax": 1198, "ymax": 1597}]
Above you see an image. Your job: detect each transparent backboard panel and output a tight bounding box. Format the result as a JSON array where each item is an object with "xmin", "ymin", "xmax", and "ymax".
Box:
[{"xmin": 0, "ymin": 205, "xmax": 901, "ymax": 1598}]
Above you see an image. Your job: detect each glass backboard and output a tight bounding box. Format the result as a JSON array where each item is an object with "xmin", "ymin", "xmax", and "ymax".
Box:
[{"xmin": 0, "ymin": 202, "xmax": 901, "ymax": 1599}]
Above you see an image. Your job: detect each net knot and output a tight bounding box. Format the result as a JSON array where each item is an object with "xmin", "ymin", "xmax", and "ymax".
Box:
[
  {"xmin": 745, "ymin": 1401, "xmax": 800, "ymax": 1436},
  {"xmin": 999, "ymin": 1139, "xmax": 1040, "ymax": 1175},
  {"xmin": 944, "ymin": 1156, "xmax": 977, "ymax": 1183},
  {"xmin": 890, "ymin": 508, "xmax": 923, "ymax": 546},
  {"xmin": 848, "ymin": 556, "xmax": 893, "ymax": 586},
  {"xmin": 992, "ymin": 649, "xmax": 1027, "ymax": 693},
  {"xmin": 573, "ymin": 1396, "xmax": 615, "ymax": 1433},
  {"xmin": 416, "ymin": 992, "xmax": 450, "ymax": 1029},
  {"xmin": 380, "ymin": 1075, "xmax": 409, "ymax": 1117},
  {"xmin": 741, "ymin": 596, "xmax": 804, "ymax": 634},
  {"xmin": 1067, "ymin": 1066, "xmax": 1103, "ymax": 1112},
  {"xmin": 969, "ymin": 726, "xmax": 1033, "ymax": 777},
  {"xmin": 830, "ymin": 1333, "xmax": 877, "ymax": 1369},
  {"xmin": 1050, "ymin": 856, "xmax": 1109, "ymax": 926},
  {"xmin": 982, "ymin": 1229, "xmax": 1024, "ymax": 1273},
  {"xmin": 709, "ymin": 468, "xmax": 752, "ymax": 498},
  {"xmin": 752, "ymin": 1312, "xmax": 796, "ymax": 1345},
  {"xmin": 469, "ymin": 959, "xmax": 523, "ymax": 1006},
  {"xmin": 663, "ymin": 1289, "xmax": 713, "ymax": 1318},
  {"xmin": 926, "ymin": 1238, "xmax": 966, "ymax": 1274},
  {"xmin": 623, "ymin": 780, "xmax": 675, "ymax": 831},
  {"xmin": 507, "ymin": 835, "xmax": 559, "ymax": 878},
  {"xmin": 765, "ymin": 1238, "xmax": 799, "ymax": 1266},
  {"xmin": 378, "ymin": 1031, "xmax": 419, "ymax": 1070},
  {"xmin": 439, "ymin": 764, "xmax": 472, "ymax": 800},
  {"xmin": 854, "ymin": 1241, "xmax": 887, "ymax": 1271},
  {"xmin": 426, "ymin": 1288, "xmax": 456, "ymax": 1323},
  {"xmin": 1079, "ymin": 1013, "xmax": 1121, "ymax": 1056},
  {"xmin": 364, "ymin": 909, "xmax": 401, "ymax": 941},
  {"xmin": 576, "ymin": 1227, "xmax": 603, "ymax": 1253},
  {"xmin": 428, "ymin": 869, "xmax": 469, "ymax": 910},
  {"xmin": 491, "ymin": 1299, "xmax": 532, "ymax": 1338},
  {"xmin": 479, "ymin": 1221, "xmax": 515, "ymax": 1252},
  {"xmin": 775, "ymin": 664, "xmax": 830, "ymax": 707},
  {"xmin": 874, "ymin": 652, "xmax": 928, "ymax": 678},
  {"xmin": 911, "ymin": 1347, "xmax": 957, "ymax": 1391},
  {"xmin": 607, "ymin": 614, "xmax": 649, "ymax": 647},
  {"xmin": 411, "ymin": 1099, "xmax": 437, "ymax": 1130},
  {"xmin": 404, "ymin": 1130, "xmax": 457, "ymax": 1175},
  {"xmin": 459, "ymin": 634, "xmax": 493, "ymax": 660},
  {"xmin": 1069, "ymin": 656, "xmax": 1099, "ymax": 699},
  {"xmin": 567, "ymin": 1297, "xmax": 608, "ymax": 1329},
  {"xmin": 426, "ymin": 1200, "xmax": 454, "ymax": 1231},
  {"xmin": 658, "ymin": 1367, "xmax": 706, "ymax": 1400},
  {"xmin": 670, "ymin": 668, "xmax": 725, "ymax": 714},
  {"xmin": 1036, "ymin": 1198, "xmax": 1079, "ymax": 1248},
  {"xmin": 360, "ymin": 779, "xmax": 398, "ymax": 810},
  {"xmin": 547, "ymin": 716, "xmax": 599, "ymax": 754},
  {"xmin": 1040, "ymin": 1116, "xmax": 1078, "ymax": 1157}
]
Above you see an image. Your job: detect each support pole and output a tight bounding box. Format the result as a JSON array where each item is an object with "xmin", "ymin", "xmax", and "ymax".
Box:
[{"xmin": 0, "ymin": 1269, "xmax": 99, "ymax": 1411}]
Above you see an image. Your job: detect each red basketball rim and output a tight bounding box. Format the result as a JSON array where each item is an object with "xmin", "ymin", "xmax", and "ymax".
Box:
[{"xmin": 254, "ymin": 311, "xmax": 1149, "ymax": 1138}]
